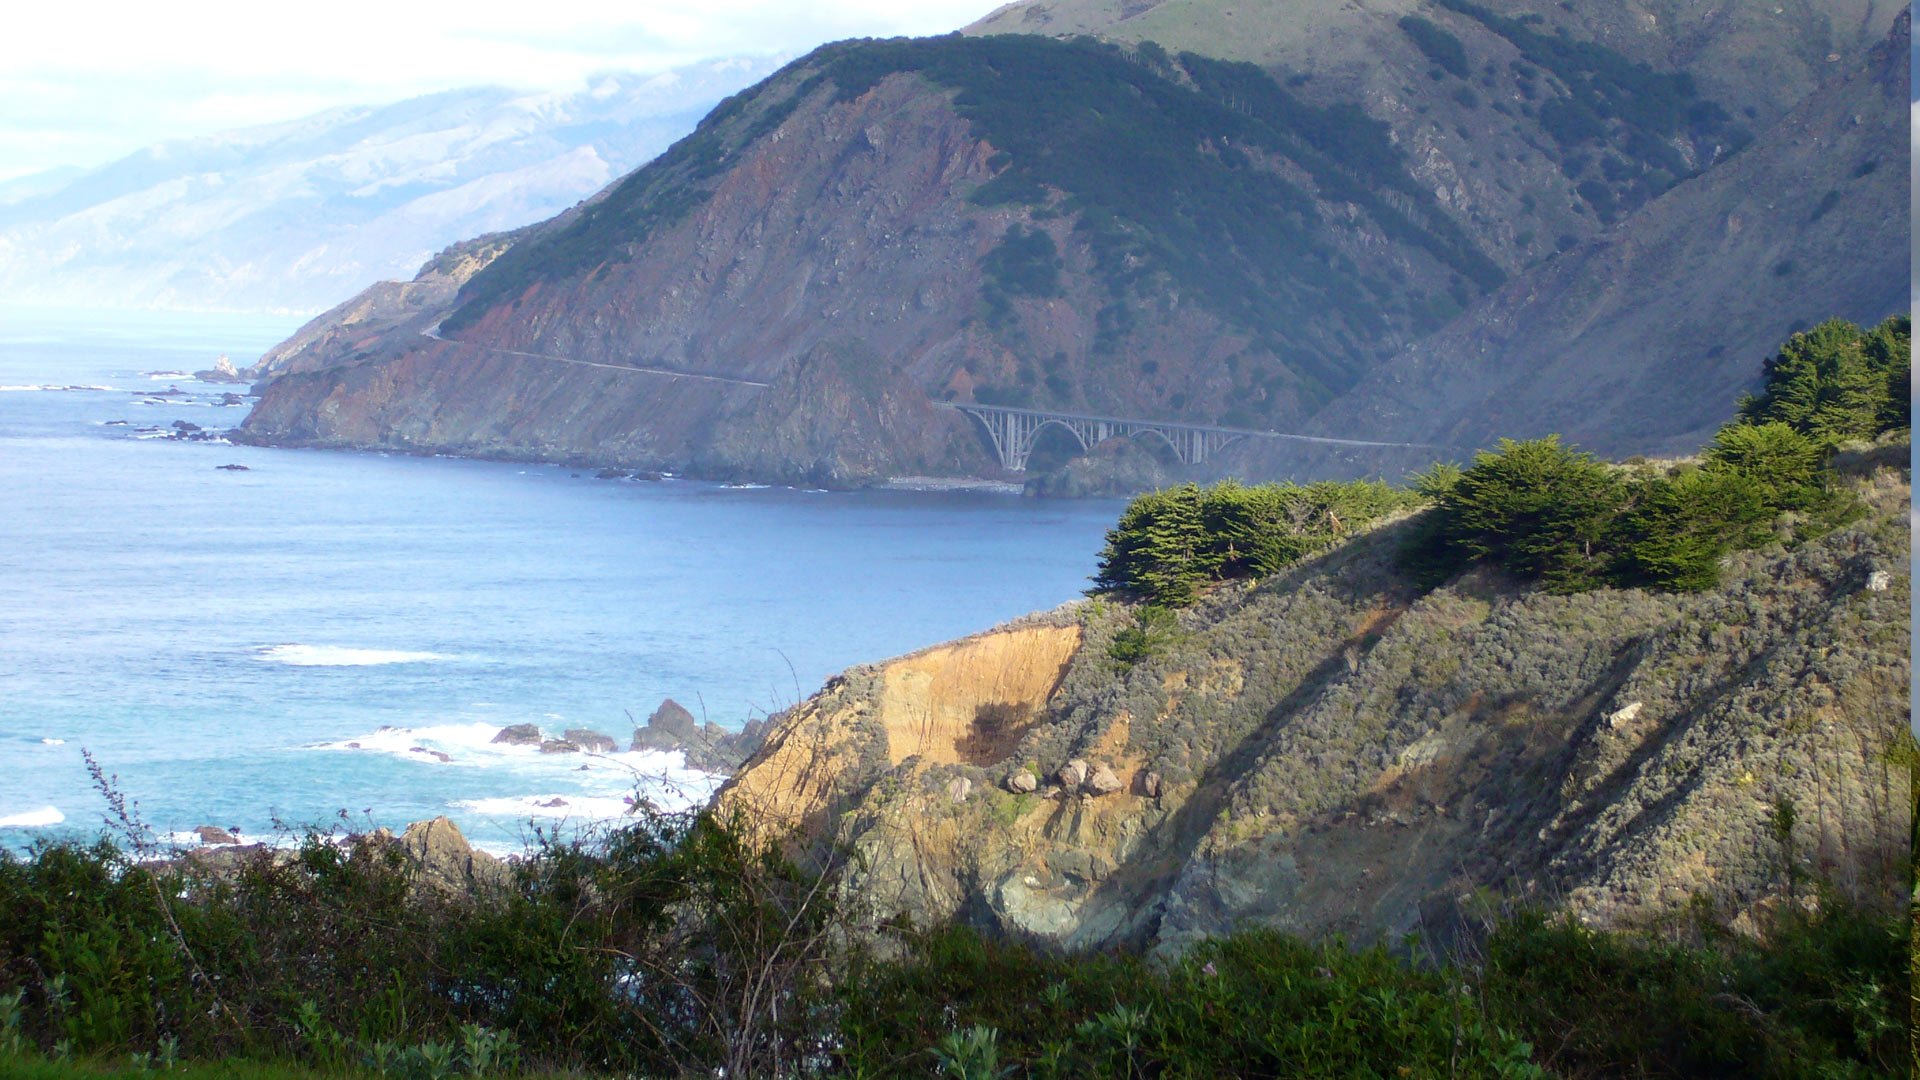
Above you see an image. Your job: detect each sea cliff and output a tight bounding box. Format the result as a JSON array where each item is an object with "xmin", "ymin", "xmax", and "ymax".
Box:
[{"xmin": 716, "ymin": 447, "xmax": 1911, "ymax": 953}]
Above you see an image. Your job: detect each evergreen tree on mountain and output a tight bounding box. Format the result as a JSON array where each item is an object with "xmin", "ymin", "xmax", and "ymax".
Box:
[{"xmin": 1738, "ymin": 316, "xmax": 1911, "ymax": 444}]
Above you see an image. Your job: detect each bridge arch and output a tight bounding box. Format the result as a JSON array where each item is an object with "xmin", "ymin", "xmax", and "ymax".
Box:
[
  {"xmin": 1028, "ymin": 417, "xmax": 1091, "ymax": 459},
  {"xmin": 942, "ymin": 401, "xmax": 1349, "ymax": 472}
]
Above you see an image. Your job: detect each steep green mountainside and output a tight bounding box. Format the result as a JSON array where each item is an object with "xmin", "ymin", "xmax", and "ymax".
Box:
[
  {"xmin": 238, "ymin": 1, "xmax": 1906, "ymax": 492},
  {"xmin": 969, "ymin": 0, "xmax": 1902, "ymax": 124},
  {"xmin": 440, "ymin": 34, "xmax": 1502, "ymax": 416}
]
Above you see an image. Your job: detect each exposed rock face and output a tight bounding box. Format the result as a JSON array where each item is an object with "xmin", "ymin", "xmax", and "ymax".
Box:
[
  {"xmin": 192, "ymin": 825, "xmax": 239, "ymax": 845},
  {"xmin": 715, "ymin": 617, "xmax": 1083, "ymax": 839},
  {"xmin": 491, "ymin": 724, "xmax": 543, "ymax": 746},
  {"xmin": 720, "ymin": 461, "xmax": 1911, "ymax": 953}
]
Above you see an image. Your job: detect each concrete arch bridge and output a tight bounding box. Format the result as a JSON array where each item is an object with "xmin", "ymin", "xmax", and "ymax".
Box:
[{"xmin": 939, "ymin": 402, "xmax": 1423, "ymax": 472}]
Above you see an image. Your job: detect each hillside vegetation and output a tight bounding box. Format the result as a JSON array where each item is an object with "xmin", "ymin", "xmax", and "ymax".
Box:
[
  {"xmin": 1093, "ymin": 316, "xmax": 1907, "ymax": 605},
  {"xmin": 0, "ymin": 810, "xmax": 1906, "ymax": 1078}
]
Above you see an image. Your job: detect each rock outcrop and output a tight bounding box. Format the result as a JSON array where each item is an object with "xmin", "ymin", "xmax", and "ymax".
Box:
[
  {"xmin": 631, "ymin": 698, "xmax": 769, "ymax": 773},
  {"xmin": 160, "ymin": 816, "xmax": 509, "ymax": 898},
  {"xmin": 716, "ymin": 617, "xmax": 1083, "ymax": 840},
  {"xmin": 719, "ymin": 458, "xmax": 1911, "ymax": 954},
  {"xmin": 396, "ymin": 816, "xmax": 510, "ymax": 895},
  {"xmin": 563, "ymin": 728, "xmax": 619, "ymax": 753}
]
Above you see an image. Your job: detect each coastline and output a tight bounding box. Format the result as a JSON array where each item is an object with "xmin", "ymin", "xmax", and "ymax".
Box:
[{"xmin": 876, "ymin": 474, "xmax": 1024, "ymax": 495}]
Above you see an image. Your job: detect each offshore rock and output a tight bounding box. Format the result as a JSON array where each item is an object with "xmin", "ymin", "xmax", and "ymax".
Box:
[
  {"xmin": 631, "ymin": 698, "xmax": 770, "ymax": 774},
  {"xmin": 491, "ymin": 724, "xmax": 542, "ymax": 745},
  {"xmin": 563, "ymin": 729, "xmax": 618, "ymax": 753}
]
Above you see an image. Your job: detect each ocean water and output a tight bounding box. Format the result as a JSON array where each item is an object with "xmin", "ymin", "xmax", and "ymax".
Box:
[{"xmin": 0, "ymin": 307, "xmax": 1122, "ymax": 853}]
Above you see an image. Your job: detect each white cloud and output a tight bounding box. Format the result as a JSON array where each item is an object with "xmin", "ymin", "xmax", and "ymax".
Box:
[{"xmin": 0, "ymin": 0, "xmax": 1010, "ymax": 179}]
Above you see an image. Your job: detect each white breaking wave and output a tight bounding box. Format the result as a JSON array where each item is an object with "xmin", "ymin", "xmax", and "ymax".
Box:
[
  {"xmin": 256, "ymin": 644, "xmax": 449, "ymax": 666},
  {"xmin": 0, "ymin": 384, "xmax": 117, "ymax": 392},
  {"xmin": 0, "ymin": 805, "xmax": 65, "ymax": 828},
  {"xmin": 40, "ymin": 738, "xmax": 64, "ymax": 745},
  {"xmin": 455, "ymin": 794, "xmax": 644, "ymax": 820},
  {"xmin": 312, "ymin": 721, "xmax": 511, "ymax": 761}
]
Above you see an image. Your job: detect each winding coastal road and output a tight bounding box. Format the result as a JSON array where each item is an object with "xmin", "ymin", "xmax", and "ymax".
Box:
[
  {"xmin": 419, "ymin": 326, "xmax": 1450, "ymax": 453},
  {"xmin": 421, "ymin": 326, "xmax": 772, "ymax": 388}
]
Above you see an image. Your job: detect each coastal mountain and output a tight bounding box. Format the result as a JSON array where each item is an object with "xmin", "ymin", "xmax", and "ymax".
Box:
[
  {"xmin": 715, "ymin": 444, "xmax": 1910, "ymax": 953},
  {"xmin": 0, "ymin": 57, "xmax": 780, "ymax": 314},
  {"xmin": 235, "ymin": 1, "xmax": 1907, "ymax": 489}
]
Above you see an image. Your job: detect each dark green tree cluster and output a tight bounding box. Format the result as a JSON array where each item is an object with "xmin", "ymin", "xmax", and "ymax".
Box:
[
  {"xmin": 1404, "ymin": 318, "xmax": 1908, "ymax": 593},
  {"xmin": 1400, "ymin": 15, "xmax": 1470, "ymax": 78},
  {"xmin": 1404, "ymin": 425, "xmax": 1852, "ymax": 594},
  {"xmin": 1738, "ymin": 316, "xmax": 1911, "ymax": 443},
  {"xmin": 1091, "ymin": 479, "xmax": 1415, "ymax": 605}
]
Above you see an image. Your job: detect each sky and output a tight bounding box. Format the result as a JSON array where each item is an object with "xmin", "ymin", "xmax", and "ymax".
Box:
[{"xmin": 0, "ymin": 0, "xmax": 1010, "ymax": 182}]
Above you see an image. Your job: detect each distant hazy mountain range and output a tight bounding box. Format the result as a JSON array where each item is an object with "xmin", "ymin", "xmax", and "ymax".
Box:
[{"xmin": 0, "ymin": 57, "xmax": 781, "ymax": 314}]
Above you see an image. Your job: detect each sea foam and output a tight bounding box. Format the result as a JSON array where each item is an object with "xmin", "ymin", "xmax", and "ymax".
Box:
[
  {"xmin": 256, "ymin": 644, "xmax": 449, "ymax": 667},
  {"xmin": 0, "ymin": 806, "xmax": 65, "ymax": 828}
]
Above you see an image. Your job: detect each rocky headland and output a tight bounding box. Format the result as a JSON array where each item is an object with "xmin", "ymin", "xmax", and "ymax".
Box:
[
  {"xmin": 713, "ymin": 447, "xmax": 1911, "ymax": 953},
  {"xmin": 227, "ymin": 3, "xmax": 1908, "ymax": 495}
]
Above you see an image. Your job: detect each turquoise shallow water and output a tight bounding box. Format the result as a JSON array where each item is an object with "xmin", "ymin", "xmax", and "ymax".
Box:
[{"xmin": 0, "ymin": 307, "xmax": 1121, "ymax": 852}]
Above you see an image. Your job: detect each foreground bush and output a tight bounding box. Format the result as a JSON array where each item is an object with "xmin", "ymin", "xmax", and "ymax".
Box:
[{"xmin": 0, "ymin": 814, "xmax": 1905, "ymax": 1079}]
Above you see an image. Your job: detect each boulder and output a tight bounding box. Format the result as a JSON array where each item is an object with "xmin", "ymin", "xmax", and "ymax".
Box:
[
  {"xmin": 1139, "ymin": 771, "xmax": 1163, "ymax": 799},
  {"xmin": 946, "ymin": 776, "xmax": 973, "ymax": 804},
  {"xmin": 1867, "ymin": 570, "xmax": 1891, "ymax": 592},
  {"xmin": 398, "ymin": 816, "xmax": 507, "ymax": 894},
  {"xmin": 562, "ymin": 728, "xmax": 617, "ymax": 753},
  {"xmin": 491, "ymin": 724, "xmax": 543, "ymax": 745},
  {"xmin": 1056, "ymin": 759, "xmax": 1089, "ymax": 788},
  {"xmin": 1085, "ymin": 764, "xmax": 1123, "ymax": 796},
  {"xmin": 1006, "ymin": 770, "xmax": 1039, "ymax": 794},
  {"xmin": 193, "ymin": 825, "xmax": 239, "ymax": 845},
  {"xmin": 629, "ymin": 698, "xmax": 700, "ymax": 751},
  {"xmin": 1607, "ymin": 702, "xmax": 1644, "ymax": 730},
  {"xmin": 538, "ymin": 739, "xmax": 579, "ymax": 754},
  {"xmin": 536, "ymin": 797, "xmax": 569, "ymax": 808}
]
